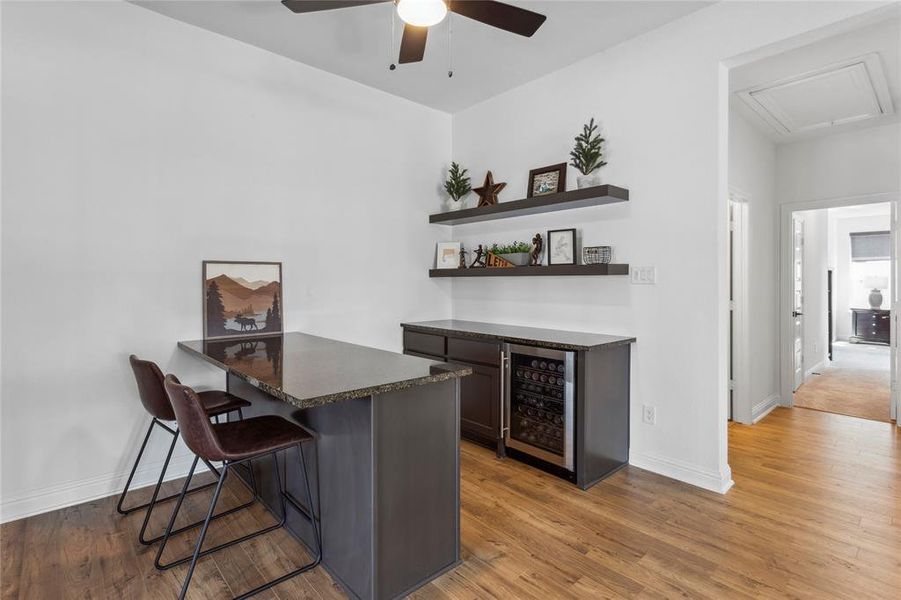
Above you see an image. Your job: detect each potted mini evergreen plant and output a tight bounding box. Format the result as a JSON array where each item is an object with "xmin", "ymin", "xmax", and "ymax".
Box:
[
  {"xmin": 444, "ymin": 162, "xmax": 471, "ymax": 209},
  {"xmin": 490, "ymin": 241, "xmax": 532, "ymax": 266},
  {"xmin": 570, "ymin": 118, "xmax": 607, "ymax": 189}
]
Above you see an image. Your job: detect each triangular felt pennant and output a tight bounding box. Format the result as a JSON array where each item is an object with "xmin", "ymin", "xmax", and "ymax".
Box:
[{"xmin": 485, "ymin": 252, "xmax": 515, "ymax": 268}]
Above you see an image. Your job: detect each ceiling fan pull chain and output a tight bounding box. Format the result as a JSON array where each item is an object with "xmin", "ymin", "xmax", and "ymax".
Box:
[
  {"xmin": 447, "ymin": 12, "xmax": 453, "ymax": 78},
  {"xmin": 388, "ymin": 2, "xmax": 397, "ymax": 71}
]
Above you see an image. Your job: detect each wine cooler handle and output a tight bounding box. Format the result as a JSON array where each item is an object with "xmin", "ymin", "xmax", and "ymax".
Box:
[{"xmin": 500, "ymin": 350, "xmax": 510, "ymax": 438}]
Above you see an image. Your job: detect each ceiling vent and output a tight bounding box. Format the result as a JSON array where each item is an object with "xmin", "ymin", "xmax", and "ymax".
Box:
[{"xmin": 736, "ymin": 53, "xmax": 894, "ymax": 136}]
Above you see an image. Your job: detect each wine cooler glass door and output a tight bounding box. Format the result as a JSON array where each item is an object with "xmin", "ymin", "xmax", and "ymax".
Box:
[{"xmin": 504, "ymin": 344, "xmax": 574, "ymax": 471}]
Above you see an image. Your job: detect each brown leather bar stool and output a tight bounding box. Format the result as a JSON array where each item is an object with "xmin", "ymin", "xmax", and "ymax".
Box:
[
  {"xmin": 158, "ymin": 375, "xmax": 321, "ymax": 600},
  {"xmin": 118, "ymin": 355, "xmax": 256, "ymax": 546}
]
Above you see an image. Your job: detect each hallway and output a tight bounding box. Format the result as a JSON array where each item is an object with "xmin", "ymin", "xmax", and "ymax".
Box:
[{"xmin": 794, "ymin": 341, "xmax": 891, "ymax": 422}]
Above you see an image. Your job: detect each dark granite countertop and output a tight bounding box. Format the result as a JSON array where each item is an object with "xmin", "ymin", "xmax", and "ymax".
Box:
[
  {"xmin": 178, "ymin": 332, "xmax": 471, "ymax": 410},
  {"xmin": 401, "ymin": 320, "xmax": 635, "ymax": 351}
]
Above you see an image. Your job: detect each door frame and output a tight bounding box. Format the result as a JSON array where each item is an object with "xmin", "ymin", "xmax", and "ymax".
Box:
[
  {"xmin": 728, "ymin": 188, "xmax": 751, "ymax": 424},
  {"xmin": 779, "ymin": 192, "xmax": 899, "ymax": 424}
]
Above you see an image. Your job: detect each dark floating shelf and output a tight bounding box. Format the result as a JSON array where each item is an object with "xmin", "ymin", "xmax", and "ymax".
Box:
[
  {"xmin": 429, "ymin": 184, "xmax": 629, "ymax": 226},
  {"xmin": 429, "ymin": 264, "xmax": 629, "ymax": 278}
]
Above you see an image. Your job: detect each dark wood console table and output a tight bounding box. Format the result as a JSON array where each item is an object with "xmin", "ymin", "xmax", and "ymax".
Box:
[{"xmin": 850, "ymin": 308, "xmax": 890, "ymax": 345}]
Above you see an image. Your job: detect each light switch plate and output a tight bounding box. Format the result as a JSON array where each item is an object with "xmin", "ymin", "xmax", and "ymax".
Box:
[{"xmin": 630, "ymin": 266, "xmax": 656, "ymax": 285}]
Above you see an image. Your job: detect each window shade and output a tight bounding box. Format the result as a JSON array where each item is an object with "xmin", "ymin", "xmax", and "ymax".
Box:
[{"xmin": 850, "ymin": 231, "xmax": 890, "ymax": 261}]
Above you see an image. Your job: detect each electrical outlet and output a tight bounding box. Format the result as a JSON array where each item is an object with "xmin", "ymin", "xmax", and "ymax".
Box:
[
  {"xmin": 631, "ymin": 266, "xmax": 656, "ymax": 285},
  {"xmin": 642, "ymin": 405, "xmax": 656, "ymax": 425}
]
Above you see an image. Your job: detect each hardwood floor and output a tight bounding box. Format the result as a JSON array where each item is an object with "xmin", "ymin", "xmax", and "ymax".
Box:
[
  {"xmin": 794, "ymin": 342, "xmax": 891, "ymax": 423},
  {"xmin": 2, "ymin": 407, "xmax": 899, "ymax": 599}
]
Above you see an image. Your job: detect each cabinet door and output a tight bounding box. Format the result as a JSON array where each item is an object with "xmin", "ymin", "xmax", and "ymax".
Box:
[{"xmin": 459, "ymin": 362, "xmax": 500, "ymax": 443}]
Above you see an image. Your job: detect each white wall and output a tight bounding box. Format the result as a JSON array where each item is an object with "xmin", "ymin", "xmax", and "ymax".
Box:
[
  {"xmin": 797, "ymin": 210, "xmax": 830, "ymax": 374},
  {"xmin": 449, "ymin": 1, "xmax": 884, "ymax": 492},
  {"xmin": 777, "ymin": 122, "xmax": 901, "ymax": 204},
  {"xmin": 832, "ymin": 214, "xmax": 892, "ymax": 339},
  {"xmin": 728, "ymin": 112, "xmax": 779, "ymax": 422},
  {"xmin": 0, "ymin": 1, "xmax": 452, "ymax": 522}
]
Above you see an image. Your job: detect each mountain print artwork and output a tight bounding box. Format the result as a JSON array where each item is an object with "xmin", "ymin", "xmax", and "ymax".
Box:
[{"xmin": 203, "ymin": 261, "xmax": 283, "ymax": 340}]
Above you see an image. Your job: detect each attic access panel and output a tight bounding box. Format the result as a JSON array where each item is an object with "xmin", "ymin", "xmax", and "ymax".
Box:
[{"xmin": 737, "ymin": 53, "xmax": 894, "ymax": 136}]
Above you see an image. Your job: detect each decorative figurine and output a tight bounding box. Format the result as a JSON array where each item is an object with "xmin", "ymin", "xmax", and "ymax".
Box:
[
  {"xmin": 470, "ymin": 244, "xmax": 487, "ymax": 268},
  {"xmin": 473, "ymin": 171, "xmax": 507, "ymax": 207},
  {"xmin": 458, "ymin": 245, "xmax": 467, "ymax": 269},
  {"xmin": 529, "ymin": 233, "xmax": 543, "ymax": 266}
]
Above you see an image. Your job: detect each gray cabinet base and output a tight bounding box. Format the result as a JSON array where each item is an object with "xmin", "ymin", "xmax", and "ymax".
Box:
[
  {"xmin": 576, "ymin": 345, "xmax": 631, "ymax": 490},
  {"xmin": 228, "ymin": 374, "xmax": 461, "ymax": 600}
]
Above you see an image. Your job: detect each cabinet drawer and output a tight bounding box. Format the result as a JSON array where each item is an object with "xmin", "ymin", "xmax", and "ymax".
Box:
[
  {"xmin": 403, "ymin": 330, "xmax": 446, "ymax": 357},
  {"xmin": 404, "ymin": 349, "xmax": 445, "ymax": 362},
  {"xmin": 447, "ymin": 337, "xmax": 500, "ymax": 366}
]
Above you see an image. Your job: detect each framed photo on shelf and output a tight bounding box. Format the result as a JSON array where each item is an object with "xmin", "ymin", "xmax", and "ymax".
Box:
[
  {"xmin": 547, "ymin": 229, "xmax": 576, "ymax": 265},
  {"xmin": 202, "ymin": 260, "xmax": 283, "ymax": 340},
  {"xmin": 436, "ymin": 242, "xmax": 461, "ymax": 269},
  {"xmin": 527, "ymin": 163, "xmax": 567, "ymax": 198}
]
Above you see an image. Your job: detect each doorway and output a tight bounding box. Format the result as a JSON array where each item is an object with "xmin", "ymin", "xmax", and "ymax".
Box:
[{"xmin": 780, "ymin": 199, "xmax": 897, "ymax": 423}]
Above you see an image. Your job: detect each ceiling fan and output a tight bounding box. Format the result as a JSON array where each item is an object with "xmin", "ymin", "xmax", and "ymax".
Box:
[{"xmin": 281, "ymin": 1, "xmax": 547, "ymax": 65}]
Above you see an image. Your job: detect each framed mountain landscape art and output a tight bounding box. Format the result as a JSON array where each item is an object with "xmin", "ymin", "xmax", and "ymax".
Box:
[{"xmin": 202, "ymin": 260, "xmax": 283, "ymax": 340}]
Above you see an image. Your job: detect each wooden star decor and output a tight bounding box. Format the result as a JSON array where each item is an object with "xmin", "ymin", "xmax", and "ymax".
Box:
[{"xmin": 473, "ymin": 171, "xmax": 506, "ymax": 207}]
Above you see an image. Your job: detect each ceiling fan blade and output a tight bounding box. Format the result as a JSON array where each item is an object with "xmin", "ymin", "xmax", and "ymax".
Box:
[
  {"xmin": 398, "ymin": 24, "xmax": 428, "ymax": 64},
  {"xmin": 281, "ymin": 0, "xmax": 390, "ymax": 14},
  {"xmin": 449, "ymin": 1, "xmax": 546, "ymax": 37}
]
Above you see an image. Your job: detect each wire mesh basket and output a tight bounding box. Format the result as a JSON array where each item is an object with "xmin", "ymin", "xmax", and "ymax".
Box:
[{"xmin": 581, "ymin": 246, "xmax": 612, "ymax": 264}]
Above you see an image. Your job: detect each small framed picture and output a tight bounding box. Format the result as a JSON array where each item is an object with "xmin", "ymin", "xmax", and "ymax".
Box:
[
  {"xmin": 203, "ymin": 260, "xmax": 282, "ymax": 340},
  {"xmin": 436, "ymin": 242, "xmax": 461, "ymax": 269},
  {"xmin": 547, "ymin": 229, "xmax": 576, "ymax": 265},
  {"xmin": 527, "ymin": 163, "xmax": 567, "ymax": 198}
]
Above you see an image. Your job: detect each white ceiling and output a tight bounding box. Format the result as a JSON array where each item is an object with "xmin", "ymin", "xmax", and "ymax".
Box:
[
  {"xmin": 134, "ymin": 0, "xmax": 711, "ymax": 113},
  {"xmin": 730, "ymin": 14, "xmax": 900, "ymax": 144}
]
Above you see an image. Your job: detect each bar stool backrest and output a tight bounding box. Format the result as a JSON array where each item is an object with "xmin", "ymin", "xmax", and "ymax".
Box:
[
  {"xmin": 129, "ymin": 355, "xmax": 176, "ymax": 421},
  {"xmin": 163, "ymin": 375, "xmax": 227, "ymax": 462}
]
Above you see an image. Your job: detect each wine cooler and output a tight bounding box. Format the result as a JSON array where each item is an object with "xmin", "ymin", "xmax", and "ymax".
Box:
[{"xmin": 503, "ymin": 343, "xmax": 575, "ymax": 471}]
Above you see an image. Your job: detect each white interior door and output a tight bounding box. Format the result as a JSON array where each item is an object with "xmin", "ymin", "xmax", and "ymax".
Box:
[
  {"xmin": 728, "ymin": 191, "xmax": 751, "ymax": 423},
  {"xmin": 793, "ymin": 217, "xmax": 805, "ymax": 392},
  {"xmin": 891, "ymin": 202, "xmax": 898, "ymax": 423}
]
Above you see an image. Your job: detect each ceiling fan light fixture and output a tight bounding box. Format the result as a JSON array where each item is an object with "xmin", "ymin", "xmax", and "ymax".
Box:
[{"xmin": 396, "ymin": 0, "xmax": 447, "ymax": 27}]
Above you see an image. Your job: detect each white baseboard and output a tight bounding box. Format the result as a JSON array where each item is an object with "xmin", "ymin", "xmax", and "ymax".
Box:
[
  {"xmin": 629, "ymin": 451, "xmax": 733, "ymax": 494},
  {"xmin": 752, "ymin": 393, "xmax": 781, "ymax": 423},
  {"xmin": 0, "ymin": 451, "xmax": 197, "ymax": 524},
  {"xmin": 804, "ymin": 360, "xmax": 827, "ymax": 379}
]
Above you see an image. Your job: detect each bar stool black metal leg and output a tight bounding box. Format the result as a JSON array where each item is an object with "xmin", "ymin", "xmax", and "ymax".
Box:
[
  {"xmin": 156, "ymin": 454, "xmax": 285, "ymax": 572},
  {"xmin": 116, "ymin": 419, "xmax": 156, "ymax": 515},
  {"xmin": 299, "ymin": 443, "xmax": 322, "ymax": 561},
  {"xmin": 139, "ymin": 464, "xmax": 255, "ymax": 546},
  {"xmin": 154, "ymin": 455, "xmax": 199, "ymax": 570},
  {"xmin": 161, "ymin": 446, "xmax": 322, "ymax": 599},
  {"xmin": 136, "ymin": 426, "xmax": 179, "ymax": 544},
  {"xmin": 178, "ymin": 463, "xmax": 230, "ymax": 600},
  {"xmin": 133, "ymin": 410, "xmax": 257, "ymax": 546},
  {"xmin": 117, "ymin": 419, "xmax": 219, "ymax": 517},
  {"xmin": 235, "ymin": 408, "xmax": 259, "ymax": 500},
  {"xmin": 232, "ymin": 447, "xmax": 322, "ymax": 600},
  {"xmin": 144, "ymin": 456, "xmax": 256, "ymax": 549}
]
